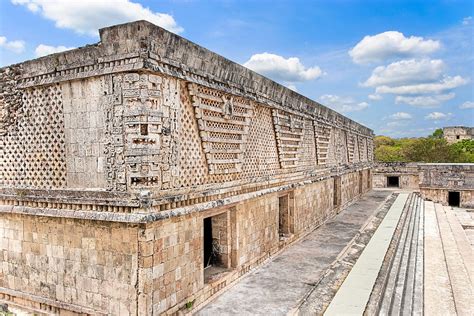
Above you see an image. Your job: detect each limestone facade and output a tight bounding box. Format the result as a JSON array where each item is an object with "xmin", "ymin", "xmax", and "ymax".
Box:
[
  {"xmin": 419, "ymin": 163, "xmax": 474, "ymax": 208},
  {"xmin": 0, "ymin": 21, "xmax": 373, "ymax": 314},
  {"xmin": 373, "ymin": 162, "xmax": 419, "ymax": 189},
  {"xmin": 443, "ymin": 126, "xmax": 473, "ymax": 144},
  {"xmin": 373, "ymin": 163, "xmax": 474, "ymax": 208}
]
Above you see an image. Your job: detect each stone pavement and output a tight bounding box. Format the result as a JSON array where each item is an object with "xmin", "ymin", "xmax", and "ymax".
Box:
[
  {"xmin": 196, "ymin": 190, "xmax": 392, "ymax": 315},
  {"xmin": 324, "ymin": 193, "xmax": 409, "ymax": 315},
  {"xmin": 322, "ymin": 194, "xmax": 472, "ymax": 316},
  {"xmin": 452, "ymin": 207, "xmax": 474, "ymax": 246}
]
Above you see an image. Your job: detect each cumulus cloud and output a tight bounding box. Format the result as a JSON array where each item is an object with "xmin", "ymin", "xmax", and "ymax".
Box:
[
  {"xmin": 460, "ymin": 101, "xmax": 474, "ymax": 109},
  {"xmin": 319, "ymin": 94, "xmax": 369, "ymax": 113},
  {"xmin": 395, "ymin": 93, "xmax": 455, "ymax": 108},
  {"xmin": 376, "ymin": 76, "xmax": 468, "ymax": 95},
  {"xmin": 368, "ymin": 94, "xmax": 382, "ymax": 101},
  {"xmin": 0, "ymin": 36, "xmax": 25, "ymax": 53},
  {"xmin": 463, "ymin": 16, "xmax": 472, "ymax": 25},
  {"xmin": 362, "ymin": 59, "xmax": 445, "ymax": 87},
  {"xmin": 35, "ymin": 44, "xmax": 75, "ymax": 57},
  {"xmin": 11, "ymin": 0, "xmax": 183, "ymax": 36},
  {"xmin": 349, "ymin": 31, "xmax": 440, "ymax": 64},
  {"xmin": 243, "ymin": 53, "xmax": 323, "ymax": 82},
  {"xmin": 389, "ymin": 112, "xmax": 413, "ymax": 120},
  {"xmin": 425, "ymin": 112, "xmax": 452, "ymax": 120}
]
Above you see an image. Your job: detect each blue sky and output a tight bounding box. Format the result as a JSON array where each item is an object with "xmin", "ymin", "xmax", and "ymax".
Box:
[{"xmin": 1, "ymin": 0, "xmax": 473, "ymax": 137}]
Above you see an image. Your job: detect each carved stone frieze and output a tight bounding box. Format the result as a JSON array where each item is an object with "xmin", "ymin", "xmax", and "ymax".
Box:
[{"xmin": 188, "ymin": 83, "xmax": 253, "ymax": 174}]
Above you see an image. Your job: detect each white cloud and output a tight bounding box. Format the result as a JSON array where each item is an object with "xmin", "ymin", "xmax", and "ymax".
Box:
[
  {"xmin": 0, "ymin": 36, "xmax": 25, "ymax": 53},
  {"xmin": 376, "ymin": 76, "xmax": 468, "ymax": 95},
  {"xmin": 35, "ymin": 44, "xmax": 75, "ymax": 57},
  {"xmin": 425, "ymin": 112, "xmax": 452, "ymax": 120},
  {"xmin": 362, "ymin": 59, "xmax": 445, "ymax": 87},
  {"xmin": 287, "ymin": 84, "xmax": 298, "ymax": 92},
  {"xmin": 390, "ymin": 112, "xmax": 413, "ymax": 120},
  {"xmin": 463, "ymin": 16, "xmax": 472, "ymax": 25},
  {"xmin": 319, "ymin": 94, "xmax": 369, "ymax": 113},
  {"xmin": 11, "ymin": 0, "xmax": 183, "ymax": 36},
  {"xmin": 386, "ymin": 120, "xmax": 409, "ymax": 127},
  {"xmin": 395, "ymin": 93, "xmax": 455, "ymax": 108},
  {"xmin": 368, "ymin": 94, "xmax": 382, "ymax": 101},
  {"xmin": 349, "ymin": 31, "xmax": 440, "ymax": 64},
  {"xmin": 460, "ymin": 101, "xmax": 474, "ymax": 109},
  {"xmin": 243, "ymin": 53, "xmax": 323, "ymax": 82}
]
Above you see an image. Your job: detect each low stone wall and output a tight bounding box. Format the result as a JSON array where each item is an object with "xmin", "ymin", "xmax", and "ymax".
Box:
[
  {"xmin": 419, "ymin": 163, "xmax": 474, "ymax": 208},
  {"xmin": 373, "ymin": 162, "xmax": 419, "ymax": 189},
  {"xmin": 0, "ymin": 169, "xmax": 371, "ymax": 314},
  {"xmin": 373, "ymin": 162, "xmax": 473, "ymax": 208}
]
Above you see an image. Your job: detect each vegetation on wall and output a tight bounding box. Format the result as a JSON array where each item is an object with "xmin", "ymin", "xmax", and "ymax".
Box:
[{"xmin": 375, "ymin": 129, "xmax": 474, "ymax": 163}]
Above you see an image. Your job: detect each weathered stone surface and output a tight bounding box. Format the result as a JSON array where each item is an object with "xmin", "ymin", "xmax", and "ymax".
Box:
[
  {"xmin": 443, "ymin": 126, "xmax": 473, "ymax": 144},
  {"xmin": 0, "ymin": 20, "xmax": 375, "ymax": 314}
]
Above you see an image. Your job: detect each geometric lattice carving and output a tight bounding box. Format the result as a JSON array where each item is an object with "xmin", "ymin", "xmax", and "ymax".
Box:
[
  {"xmin": 188, "ymin": 83, "xmax": 253, "ymax": 174},
  {"xmin": 358, "ymin": 136, "xmax": 368, "ymax": 162},
  {"xmin": 335, "ymin": 129, "xmax": 348, "ymax": 165},
  {"xmin": 0, "ymin": 84, "xmax": 67, "ymax": 188},
  {"xmin": 272, "ymin": 109, "xmax": 304, "ymax": 168},
  {"xmin": 314, "ymin": 121, "xmax": 332, "ymax": 166},
  {"xmin": 242, "ymin": 105, "xmax": 280, "ymax": 178},
  {"xmin": 347, "ymin": 132, "xmax": 355, "ymax": 163},
  {"xmin": 367, "ymin": 138, "xmax": 374, "ymax": 162}
]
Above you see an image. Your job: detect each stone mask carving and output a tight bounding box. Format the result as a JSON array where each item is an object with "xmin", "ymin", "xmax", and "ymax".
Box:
[{"xmin": 221, "ymin": 95, "xmax": 234, "ymax": 118}]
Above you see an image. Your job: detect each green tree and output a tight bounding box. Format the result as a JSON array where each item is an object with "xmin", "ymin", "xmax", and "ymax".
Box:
[
  {"xmin": 374, "ymin": 135, "xmax": 395, "ymax": 147},
  {"xmin": 402, "ymin": 138, "xmax": 456, "ymax": 162},
  {"xmin": 450, "ymin": 139, "xmax": 474, "ymax": 162},
  {"xmin": 430, "ymin": 128, "xmax": 444, "ymax": 139},
  {"xmin": 375, "ymin": 144, "xmax": 404, "ymax": 162}
]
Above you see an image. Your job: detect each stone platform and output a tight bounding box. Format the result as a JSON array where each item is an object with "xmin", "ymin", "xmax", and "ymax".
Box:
[
  {"xmin": 196, "ymin": 190, "xmax": 393, "ymax": 315},
  {"xmin": 196, "ymin": 189, "xmax": 473, "ymax": 315}
]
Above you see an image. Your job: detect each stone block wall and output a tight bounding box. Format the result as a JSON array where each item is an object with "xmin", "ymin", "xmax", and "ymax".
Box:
[
  {"xmin": 133, "ymin": 169, "xmax": 370, "ymax": 314},
  {"xmin": 0, "ymin": 214, "xmax": 139, "ymax": 315},
  {"xmin": 443, "ymin": 126, "xmax": 473, "ymax": 144},
  {"xmin": 419, "ymin": 163, "xmax": 474, "ymax": 208},
  {"xmin": 0, "ymin": 21, "xmax": 375, "ymax": 314},
  {"xmin": 373, "ymin": 162, "xmax": 420, "ymax": 189}
]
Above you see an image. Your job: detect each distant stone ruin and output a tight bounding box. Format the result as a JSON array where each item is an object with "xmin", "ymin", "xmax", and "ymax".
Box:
[
  {"xmin": 443, "ymin": 126, "xmax": 474, "ymax": 144},
  {"xmin": 374, "ymin": 162, "xmax": 474, "ymax": 208},
  {"xmin": 0, "ymin": 21, "xmax": 374, "ymax": 314}
]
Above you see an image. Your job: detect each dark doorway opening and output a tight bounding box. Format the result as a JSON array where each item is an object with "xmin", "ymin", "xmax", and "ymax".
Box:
[
  {"xmin": 279, "ymin": 195, "xmax": 289, "ymax": 236},
  {"xmin": 448, "ymin": 191, "xmax": 460, "ymax": 207},
  {"xmin": 203, "ymin": 213, "xmax": 230, "ymax": 283},
  {"xmin": 387, "ymin": 176, "xmax": 399, "ymax": 188},
  {"xmin": 334, "ymin": 177, "xmax": 341, "ymax": 207},
  {"xmin": 203, "ymin": 217, "xmax": 213, "ymax": 268}
]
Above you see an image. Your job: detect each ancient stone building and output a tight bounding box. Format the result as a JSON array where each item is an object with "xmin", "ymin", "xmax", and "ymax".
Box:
[
  {"xmin": 419, "ymin": 163, "xmax": 474, "ymax": 208},
  {"xmin": 373, "ymin": 162, "xmax": 474, "ymax": 208},
  {"xmin": 443, "ymin": 126, "xmax": 473, "ymax": 144},
  {"xmin": 373, "ymin": 162, "xmax": 419, "ymax": 189},
  {"xmin": 0, "ymin": 21, "xmax": 374, "ymax": 314}
]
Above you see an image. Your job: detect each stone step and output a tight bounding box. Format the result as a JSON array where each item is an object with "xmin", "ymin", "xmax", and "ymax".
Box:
[
  {"xmin": 401, "ymin": 195, "xmax": 422, "ymax": 315},
  {"xmin": 412, "ymin": 196, "xmax": 424, "ymax": 315},
  {"xmin": 379, "ymin": 194, "xmax": 415, "ymax": 315},
  {"xmin": 443, "ymin": 205, "xmax": 473, "ymax": 284},
  {"xmin": 323, "ymin": 193, "xmax": 409, "ymax": 316},
  {"xmin": 390, "ymin": 193, "xmax": 418, "ymax": 315},
  {"xmin": 435, "ymin": 204, "xmax": 472, "ymax": 315},
  {"xmin": 424, "ymin": 201, "xmax": 456, "ymax": 315}
]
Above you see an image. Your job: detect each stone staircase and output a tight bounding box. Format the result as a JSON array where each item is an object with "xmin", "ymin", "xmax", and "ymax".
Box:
[
  {"xmin": 378, "ymin": 194, "xmax": 473, "ymax": 316},
  {"xmin": 378, "ymin": 193, "xmax": 424, "ymax": 315}
]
